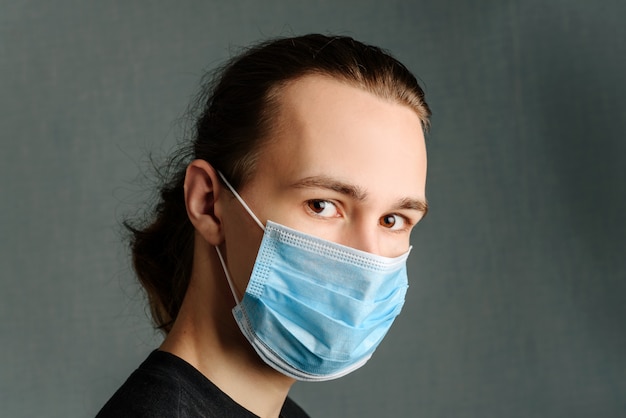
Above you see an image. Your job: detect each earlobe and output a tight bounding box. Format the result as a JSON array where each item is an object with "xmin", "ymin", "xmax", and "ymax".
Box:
[{"xmin": 184, "ymin": 159, "xmax": 225, "ymax": 245}]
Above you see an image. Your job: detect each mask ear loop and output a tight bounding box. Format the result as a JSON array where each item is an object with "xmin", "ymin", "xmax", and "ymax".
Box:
[
  {"xmin": 214, "ymin": 171, "xmax": 265, "ymax": 304},
  {"xmin": 215, "ymin": 246, "xmax": 241, "ymax": 304},
  {"xmin": 216, "ymin": 171, "xmax": 265, "ymax": 231}
]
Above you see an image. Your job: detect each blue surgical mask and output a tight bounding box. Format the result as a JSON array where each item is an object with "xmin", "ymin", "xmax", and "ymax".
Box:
[{"xmin": 215, "ymin": 172, "xmax": 410, "ymax": 381}]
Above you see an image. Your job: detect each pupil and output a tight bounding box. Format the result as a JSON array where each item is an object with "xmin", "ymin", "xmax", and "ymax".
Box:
[
  {"xmin": 312, "ymin": 200, "xmax": 326, "ymax": 212},
  {"xmin": 383, "ymin": 215, "xmax": 395, "ymax": 226}
]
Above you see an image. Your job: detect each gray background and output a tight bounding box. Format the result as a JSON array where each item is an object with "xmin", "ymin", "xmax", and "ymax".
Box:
[{"xmin": 1, "ymin": 1, "xmax": 624, "ymax": 417}]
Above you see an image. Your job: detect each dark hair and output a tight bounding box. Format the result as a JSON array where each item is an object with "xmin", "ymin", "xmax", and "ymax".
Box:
[{"xmin": 125, "ymin": 33, "xmax": 431, "ymax": 333}]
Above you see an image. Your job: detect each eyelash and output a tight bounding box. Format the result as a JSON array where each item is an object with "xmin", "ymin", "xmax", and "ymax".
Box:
[
  {"xmin": 304, "ymin": 199, "xmax": 415, "ymax": 232},
  {"xmin": 305, "ymin": 199, "xmax": 341, "ymax": 218},
  {"xmin": 386, "ymin": 214, "xmax": 414, "ymax": 233}
]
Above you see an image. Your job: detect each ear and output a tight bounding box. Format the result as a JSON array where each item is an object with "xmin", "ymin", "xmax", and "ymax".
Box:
[{"xmin": 184, "ymin": 159, "xmax": 225, "ymax": 246}]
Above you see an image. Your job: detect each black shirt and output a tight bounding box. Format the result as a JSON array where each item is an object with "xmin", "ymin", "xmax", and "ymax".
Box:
[{"xmin": 97, "ymin": 350, "xmax": 309, "ymax": 418}]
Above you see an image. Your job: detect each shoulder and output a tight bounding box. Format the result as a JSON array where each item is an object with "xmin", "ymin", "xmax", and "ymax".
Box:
[
  {"xmin": 281, "ymin": 397, "xmax": 310, "ymax": 418},
  {"xmin": 96, "ymin": 350, "xmax": 257, "ymax": 417}
]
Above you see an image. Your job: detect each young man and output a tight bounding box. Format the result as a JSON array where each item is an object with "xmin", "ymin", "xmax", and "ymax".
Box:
[{"xmin": 98, "ymin": 34, "xmax": 430, "ymax": 417}]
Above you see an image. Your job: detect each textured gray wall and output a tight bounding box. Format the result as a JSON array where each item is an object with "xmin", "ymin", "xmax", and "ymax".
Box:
[{"xmin": 1, "ymin": 1, "xmax": 624, "ymax": 417}]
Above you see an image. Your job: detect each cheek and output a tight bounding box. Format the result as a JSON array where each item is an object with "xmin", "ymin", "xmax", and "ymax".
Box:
[
  {"xmin": 252, "ymin": 193, "xmax": 307, "ymax": 231},
  {"xmin": 221, "ymin": 202, "xmax": 265, "ymax": 294},
  {"xmin": 380, "ymin": 232, "xmax": 413, "ymax": 258},
  {"xmin": 225, "ymin": 233, "xmax": 261, "ymax": 294}
]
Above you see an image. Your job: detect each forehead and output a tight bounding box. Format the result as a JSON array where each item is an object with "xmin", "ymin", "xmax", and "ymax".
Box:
[{"xmin": 252, "ymin": 74, "xmax": 427, "ymax": 202}]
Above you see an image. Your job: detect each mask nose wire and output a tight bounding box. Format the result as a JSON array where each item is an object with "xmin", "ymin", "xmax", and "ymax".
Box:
[{"xmin": 215, "ymin": 171, "xmax": 265, "ymax": 305}]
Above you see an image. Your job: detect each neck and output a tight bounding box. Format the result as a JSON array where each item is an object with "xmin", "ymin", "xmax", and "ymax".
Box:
[{"xmin": 160, "ymin": 238, "xmax": 295, "ymax": 418}]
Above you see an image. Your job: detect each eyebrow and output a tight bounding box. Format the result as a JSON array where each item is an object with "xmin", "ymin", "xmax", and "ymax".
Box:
[
  {"xmin": 289, "ymin": 175, "xmax": 429, "ymax": 215},
  {"xmin": 395, "ymin": 197, "xmax": 429, "ymax": 217},
  {"xmin": 290, "ymin": 176, "xmax": 368, "ymax": 200}
]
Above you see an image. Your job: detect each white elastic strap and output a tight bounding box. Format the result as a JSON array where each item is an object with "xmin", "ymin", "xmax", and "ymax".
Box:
[
  {"xmin": 217, "ymin": 171, "xmax": 265, "ymax": 231},
  {"xmin": 215, "ymin": 246, "xmax": 241, "ymax": 305}
]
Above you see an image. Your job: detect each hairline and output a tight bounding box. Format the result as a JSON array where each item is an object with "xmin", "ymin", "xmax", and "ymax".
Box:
[{"xmin": 235, "ymin": 71, "xmax": 429, "ymax": 189}]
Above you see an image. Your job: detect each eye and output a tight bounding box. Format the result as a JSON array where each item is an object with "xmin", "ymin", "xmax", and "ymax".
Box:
[
  {"xmin": 306, "ymin": 200, "xmax": 340, "ymax": 218},
  {"xmin": 379, "ymin": 214, "xmax": 408, "ymax": 231}
]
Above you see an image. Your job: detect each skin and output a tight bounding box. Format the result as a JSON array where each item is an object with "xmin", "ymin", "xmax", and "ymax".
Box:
[{"xmin": 160, "ymin": 74, "xmax": 428, "ymax": 418}]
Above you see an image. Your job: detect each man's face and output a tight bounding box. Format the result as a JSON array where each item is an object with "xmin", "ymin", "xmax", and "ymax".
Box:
[{"xmin": 220, "ymin": 74, "xmax": 427, "ymax": 293}]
